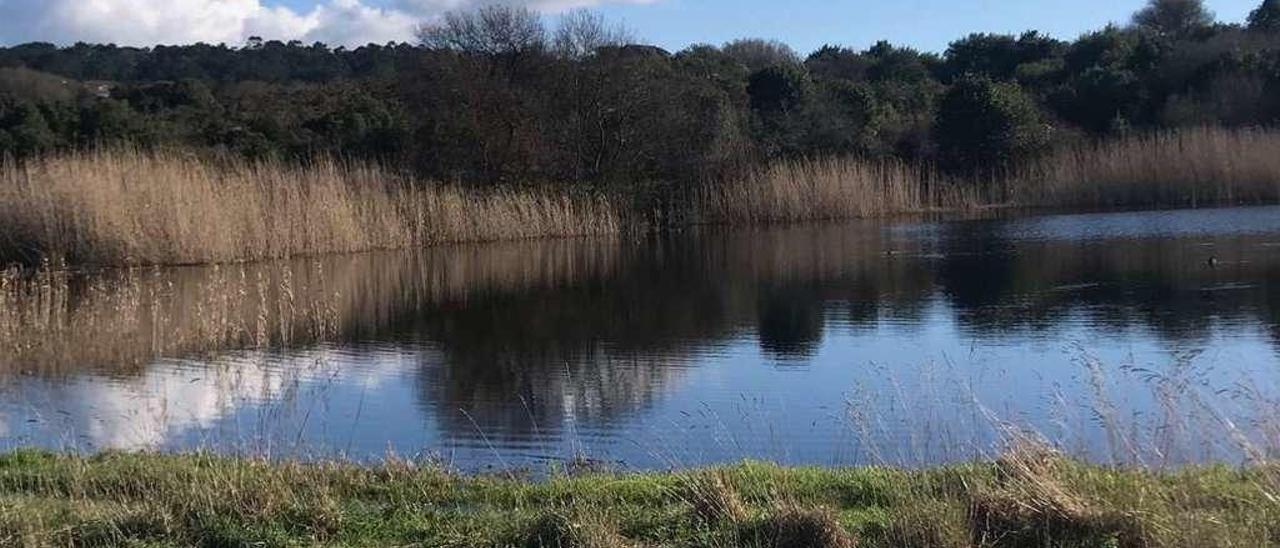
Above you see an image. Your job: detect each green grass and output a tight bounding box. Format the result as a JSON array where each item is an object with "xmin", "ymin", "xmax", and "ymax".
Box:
[{"xmin": 0, "ymin": 448, "xmax": 1278, "ymax": 547}]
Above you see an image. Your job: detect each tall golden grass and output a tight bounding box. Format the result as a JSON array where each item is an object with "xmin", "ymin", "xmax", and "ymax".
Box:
[
  {"xmin": 0, "ymin": 150, "xmax": 620, "ymax": 266},
  {"xmin": 1013, "ymin": 126, "xmax": 1280, "ymax": 208},
  {"xmin": 3, "ymin": 127, "xmax": 1279, "ymax": 268},
  {"xmin": 695, "ymin": 157, "xmax": 990, "ymax": 224},
  {"xmin": 701, "ymin": 127, "xmax": 1280, "ymax": 225}
]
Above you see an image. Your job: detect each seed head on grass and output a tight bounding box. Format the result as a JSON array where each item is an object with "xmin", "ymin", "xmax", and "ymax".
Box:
[
  {"xmin": 971, "ymin": 436, "xmax": 1150, "ymax": 547},
  {"xmin": 885, "ymin": 499, "xmax": 970, "ymax": 548},
  {"xmin": 676, "ymin": 470, "xmax": 749, "ymax": 526},
  {"xmin": 522, "ymin": 509, "xmax": 637, "ymax": 548},
  {"xmin": 739, "ymin": 504, "xmax": 857, "ymax": 548}
]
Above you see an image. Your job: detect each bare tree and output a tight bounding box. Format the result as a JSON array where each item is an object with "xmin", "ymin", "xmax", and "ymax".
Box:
[
  {"xmin": 417, "ymin": 6, "xmax": 547, "ymax": 56},
  {"xmin": 553, "ymin": 9, "xmax": 634, "ymax": 60}
]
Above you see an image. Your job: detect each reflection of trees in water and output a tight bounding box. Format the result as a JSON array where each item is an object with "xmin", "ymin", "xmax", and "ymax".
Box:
[
  {"xmin": 928, "ymin": 221, "xmax": 1280, "ymax": 347},
  {"xmin": 404, "ymin": 243, "xmax": 744, "ymax": 440},
  {"xmin": 403, "ymin": 226, "xmax": 940, "ymax": 437},
  {"xmin": 935, "ymin": 220, "xmax": 1020, "ymax": 315},
  {"xmin": 0, "ymin": 239, "xmax": 621, "ymax": 374},
  {"xmin": 757, "ymin": 283, "xmax": 826, "ymax": 359},
  {"xmin": 11, "ymin": 216, "xmax": 1280, "ymax": 445}
]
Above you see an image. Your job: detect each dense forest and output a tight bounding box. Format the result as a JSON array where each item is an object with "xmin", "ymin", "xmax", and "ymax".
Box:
[{"xmin": 1, "ymin": 0, "xmax": 1279, "ymax": 187}]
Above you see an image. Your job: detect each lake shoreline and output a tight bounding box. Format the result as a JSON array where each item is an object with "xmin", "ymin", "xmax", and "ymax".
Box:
[
  {"xmin": 4, "ymin": 127, "xmax": 1279, "ymax": 270},
  {"xmin": 1, "ymin": 446, "xmax": 1273, "ymax": 546}
]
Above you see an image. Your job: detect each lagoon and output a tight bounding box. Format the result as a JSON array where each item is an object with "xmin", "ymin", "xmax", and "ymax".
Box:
[{"xmin": 4, "ymin": 206, "xmax": 1280, "ymax": 471}]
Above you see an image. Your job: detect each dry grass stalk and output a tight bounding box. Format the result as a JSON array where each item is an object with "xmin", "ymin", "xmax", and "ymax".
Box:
[
  {"xmin": 3, "ymin": 128, "xmax": 1280, "ymax": 269},
  {"xmin": 971, "ymin": 435, "xmax": 1148, "ymax": 547},
  {"xmin": 1014, "ymin": 126, "xmax": 1280, "ymax": 208},
  {"xmin": 0, "ymin": 149, "xmax": 620, "ymax": 267},
  {"xmin": 677, "ymin": 470, "xmax": 750, "ymax": 525},
  {"xmin": 744, "ymin": 503, "xmax": 857, "ymax": 548},
  {"xmin": 697, "ymin": 157, "xmax": 986, "ymax": 225},
  {"xmin": 705, "ymin": 127, "xmax": 1280, "ymax": 227},
  {"xmin": 986, "ymin": 436, "xmax": 1091, "ymax": 522},
  {"xmin": 524, "ymin": 509, "xmax": 639, "ymax": 548}
]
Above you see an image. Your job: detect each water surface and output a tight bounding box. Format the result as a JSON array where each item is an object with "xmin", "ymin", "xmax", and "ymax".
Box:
[{"xmin": 4, "ymin": 206, "xmax": 1280, "ymax": 470}]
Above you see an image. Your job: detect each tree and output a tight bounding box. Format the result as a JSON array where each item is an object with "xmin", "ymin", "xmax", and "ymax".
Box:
[
  {"xmin": 1249, "ymin": 0, "xmax": 1280, "ymax": 32},
  {"xmin": 0, "ymin": 100, "xmax": 59, "ymax": 155},
  {"xmin": 935, "ymin": 76, "xmax": 1051, "ymax": 173},
  {"xmin": 746, "ymin": 64, "xmax": 814, "ymax": 157},
  {"xmin": 865, "ymin": 41, "xmax": 937, "ymax": 84},
  {"xmin": 1061, "ymin": 65, "xmax": 1144, "ymax": 132},
  {"xmin": 417, "ymin": 6, "xmax": 546, "ymax": 57},
  {"xmin": 553, "ymin": 9, "xmax": 632, "ymax": 60},
  {"xmin": 747, "ymin": 65, "xmax": 811, "ymax": 113},
  {"xmin": 944, "ymin": 33, "xmax": 1022, "ymax": 80},
  {"xmin": 805, "ymin": 45, "xmax": 872, "ymax": 82},
  {"xmin": 802, "ymin": 80, "xmax": 881, "ymax": 155},
  {"xmin": 721, "ymin": 38, "xmax": 800, "ymax": 71},
  {"xmin": 943, "ymin": 31, "xmax": 1065, "ymax": 82},
  {"xmin": 1065, "ymin": 26, "xmax": 1138, "ymax": 73},
  {"xmin": 1132, "ymin": 0, "xmax": 1214, "ymax": 38}
]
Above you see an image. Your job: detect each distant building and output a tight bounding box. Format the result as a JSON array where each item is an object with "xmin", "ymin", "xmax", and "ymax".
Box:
[{"xmin": 84, "ymin": 81, "xmax": 115, "ymax": 99}]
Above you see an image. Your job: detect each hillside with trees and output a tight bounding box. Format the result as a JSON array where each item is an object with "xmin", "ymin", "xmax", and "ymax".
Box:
[{"xmin": 1, "ymin": 0, "xmax": 1278, "ymax": 187}]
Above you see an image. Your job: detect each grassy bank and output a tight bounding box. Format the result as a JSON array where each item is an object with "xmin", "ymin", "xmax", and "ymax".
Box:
[
  {"xmin": 3, "ymin": 127, "xmax": 1280, "ymax": 267},
  {"xmin": 0, "ymin": 443, "xmax": 1275, "ymax": 547}
]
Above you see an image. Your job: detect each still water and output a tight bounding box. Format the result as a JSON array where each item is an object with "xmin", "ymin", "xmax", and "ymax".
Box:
[{"xmin": 3, "ymin": 207, "xmax": 1280, "ymax": 470}]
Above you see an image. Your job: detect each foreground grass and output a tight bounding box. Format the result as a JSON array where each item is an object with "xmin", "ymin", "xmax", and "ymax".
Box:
[{"xmin": 1, "ymin": 447, "xmax": 1278, "ymax": 547}]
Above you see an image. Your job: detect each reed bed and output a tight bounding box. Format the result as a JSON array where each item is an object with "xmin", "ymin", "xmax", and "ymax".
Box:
[
  {"xmin": 703, "ymin": 127, "xmax": 1280, "ymax": 226},
  {"xmin": 695, "ymin": 156, "xmax": 989, "ymax": 225},
  {"xmin": 0, "ymin": 150, "xmax": 620, "ymax": 267},
  {"xmin": 1014, "ymin": 126, "xmax": 1280, "ymax": 208},
  {"xmin": 3, "ymin": 128, "xmax": 1280, "ymax": 269}
]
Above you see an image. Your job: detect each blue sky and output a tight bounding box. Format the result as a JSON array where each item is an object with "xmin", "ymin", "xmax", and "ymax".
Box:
[
  {"xmin": 0, "ymin": 0, "xmax": 1263, "ymax": 50},
  {"xmin": 584, "ymin": 0, "xmax": 1261, "ymax": 53}
]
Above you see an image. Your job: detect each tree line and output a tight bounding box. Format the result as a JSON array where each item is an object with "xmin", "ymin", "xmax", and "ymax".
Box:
[{"xmin": 1, "ymin": 0, "xmax": 1279, "ymax": 186}]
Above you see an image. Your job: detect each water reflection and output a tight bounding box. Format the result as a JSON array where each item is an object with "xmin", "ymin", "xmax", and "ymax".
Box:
[{"xmin": 3, "ymin": 207, "xmax": 1280, "ymax": 468}]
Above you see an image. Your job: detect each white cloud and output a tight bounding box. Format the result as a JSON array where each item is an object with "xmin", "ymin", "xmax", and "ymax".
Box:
[{"xmin": 0, "ymin": 0, "xmax": 657, "ymax": 47}]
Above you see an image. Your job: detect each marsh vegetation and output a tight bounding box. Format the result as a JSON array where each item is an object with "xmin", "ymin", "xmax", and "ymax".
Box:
[
  {"xmin": 2, "ymin": 0, "xmax": 1280, "ymax": 266},
  {"xmin": 2, "ymin": 126, "xmax": 1278, "ymax": 267},
  {"xmin": 2, "ymin": 439, "xmax": 1279, "ymax": 547},
  {"xmin": 3, "ymin": 1, "xmax": 1280, "ymax": 545}
]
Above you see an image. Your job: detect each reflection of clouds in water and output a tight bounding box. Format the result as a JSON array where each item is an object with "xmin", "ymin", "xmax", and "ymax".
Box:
[
  {"xmin": 10, "ymin": 349, "xmax": 408, "ymax": 451},
  {"xmin": 6, "ymin": 211, "xmax": 1280, "ymax": 468},
  {"xmin": 53, "ymin": 356, "xmax": 288, "ymax": 450}
]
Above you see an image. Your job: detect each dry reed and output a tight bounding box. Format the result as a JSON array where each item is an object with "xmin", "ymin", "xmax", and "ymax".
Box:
[
  {"xmin": 1014, "ymin": 126, "xmax": 1280, "ymax": 208},
  {"xmin": 3, "ymin": 127, "xmax": 1280, "ymax": 268},
  {"xmin": 696, "ymin": 156, "xmax": 987, "ymax": 225},
  {"xmin": 703, "ymin": 127, "xmax": 1280, "ymax": 226},
  {"xmin": 0, "ymin": 150, "xmax": 620, "ymax": 267},
  {"xmin": 677, "ymin": 470, "xmax": 749, "ymax": 525}
]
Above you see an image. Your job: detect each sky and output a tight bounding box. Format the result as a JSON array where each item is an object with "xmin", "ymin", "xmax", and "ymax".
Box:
[{"xmin": 0, "ymin": 0, "xmax": 1262, "ymax": 53}]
